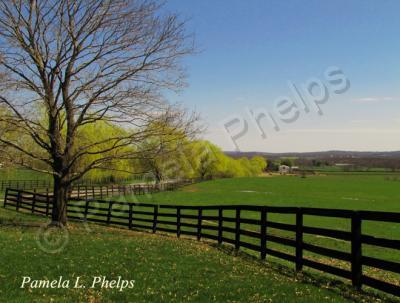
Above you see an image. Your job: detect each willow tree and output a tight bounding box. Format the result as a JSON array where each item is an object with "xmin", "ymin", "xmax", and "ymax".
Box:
[{"xmin": 0, "ymin": 0, "xmax": 196, "ymax": 226}]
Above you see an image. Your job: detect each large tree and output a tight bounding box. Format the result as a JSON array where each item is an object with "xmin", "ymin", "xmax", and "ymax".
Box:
[{"xmin": 0, "ymin": 0, "xmax": 196, "ymax": 226}]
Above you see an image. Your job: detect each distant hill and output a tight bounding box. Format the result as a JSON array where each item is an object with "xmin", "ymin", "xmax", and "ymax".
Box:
[
  {"xmin": 225, "ymin": 150, "xmax": 400, "ymax": 171},
  {"xmin": 225, "ymin": 150, "xmax": 400, "ymax": 160}
]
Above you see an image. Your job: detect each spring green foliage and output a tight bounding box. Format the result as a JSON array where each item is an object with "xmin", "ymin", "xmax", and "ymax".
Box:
[
  {"xmin": 128, "ymin": 119, "xmax": 269, "ymax": 182},
  {"xmin": 1, "ymin": 117, "xmax": 267, "ymax": 183},
  {"xmin": 1, "ymin": 109, "xmax": 134, "ymax": 182},
  {"xmin": 138, "ymin": 139, "xmax": 268, "ymax": 180},
  {"xmin": 74, "ymin": 121, "xmax": 133, "ymax": 183},
  {"xmin": 135, "ymin": 122, "xmax": 191, "ymax": 182},
  {"xmin": 187, "ymin": 141, "xmax": 267, "ymax": 179}
]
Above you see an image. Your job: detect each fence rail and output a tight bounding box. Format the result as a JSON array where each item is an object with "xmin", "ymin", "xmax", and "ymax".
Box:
[
  {"xmin": 2, "ymin": 179, "xmax": 194, "ymax": 199},
  {"xmin": 66, "ymin": 181, "xmax": 189, "ymax": 200},
  {"xmin": 0, "ymin": 178, "xmax": 174, "ymax": 191},
  {"xmin": 3, "ymin": 188, "xmax": 400, "ymax": 297},
  {"xmin": 0, "ymin": 179, "xmax": 51, "ymax": 191}
]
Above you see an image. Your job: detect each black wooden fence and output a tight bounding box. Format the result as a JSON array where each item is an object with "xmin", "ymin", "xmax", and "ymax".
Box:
[
  {"xmin": 3, "ymin": 188, "xmax": 400, "ymax": 297},
  {"xmin": 1, "ymin": 180, "xmax": 194, "ymax": 200},
  {"xmin": 66, "ymin": 181, "xmax": 189, "ymax": 200},
  {"xmin": 0, "ymin": 179, "xmax": 51, "ymax": 191},
  {"xmin": 0, "ymin": 178, "xmax": 189, "ymax": 192}
]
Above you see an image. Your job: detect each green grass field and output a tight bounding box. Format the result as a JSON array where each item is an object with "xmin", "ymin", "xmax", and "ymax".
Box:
[
  {"xmin": 0, "ymin": 207, "xmax": 377, "ymax": 303},
  {"xmin": 113, "ymin": 174, "xmax": 400, "ymax": 292},
  {"xmin": 0, "ymin": 169, "xmax": 51, "ymax": 181},
  {"xmin": 132, "ymin": 175, "xmax": 400, "ymax": 211},
  {"xmin": 2, "ymin": 173, "xmax": 400, "ymax": 302}
]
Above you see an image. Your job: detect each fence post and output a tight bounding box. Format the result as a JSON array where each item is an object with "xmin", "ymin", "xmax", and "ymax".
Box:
[
  {"xmin": 92, "ymin": 186, "xmax": 95, "ymax": 198},
  {"xmin": 85, "ymin": 186, "xmax": 88, "ymax": 201},
  {"xmin": 107, "ymin": 201, "xmax": 113, "ymax": 225},
  {"xmin": 197, "ymin": 207, "xmax": 203, "ymax": 241},
  {"xmin": 84, "ymin": 200, "xmax": 90, "ymax": 220},
  {"xmin": 129, "ymin": 204, "xmax": 133, "ymax": 230},
  {"xmin": 16, "ymin": 190, "xmax": 22, "ymax": 211},
  {"xmin": 46, "ymin": 188, "xmax": 50, "ymax": 216},
  {"xmin": 177, "ymin": 207, "xmax": 181, "ymax": 238},
  {"xmin": 3, "ymin": 188, "xmax": 9, "ymax": 208},
  {"xmin": 77, "ymin": 185, "xmax": 80, "ymax": 200},
  {"xmin": 153, "ymin": 205, "xmax": 158, "ymax": 233},
  {"xmin": 31, "ymin": 191, "xmax": 37, "ymax": 213},
  {"xmin": 235, "ymin": 208, "xmax": 241, "ymax": 250},
  {"xmin": 351, "ymin": 211, "xmax": 362, "ymax": 290},
  {"xmin": 260, "ymin": 207, "xmax": 267, "ymax": 260},
  {"xmin": 296, "ymin": 208, "xmax": 304, "ymax": 272},
  {"xmin": 218, "ymin": 207, "xmax": 223, "ymax": 244},
  {"xmin": 100, "ymin": 186, "xmax": 103, "ymax": 199}
]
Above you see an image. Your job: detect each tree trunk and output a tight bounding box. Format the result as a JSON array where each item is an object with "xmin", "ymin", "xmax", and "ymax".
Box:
[
  {"xmin": 51, "ymin": 177, "xmax": 69, "ymax": 226},
  {"xmin": 155, "ymin": 175, "xmax": 162, "ymax": 184},
  {"xmin": 153, "ymin": 168, "xmax": 163, "ymax": 184}
]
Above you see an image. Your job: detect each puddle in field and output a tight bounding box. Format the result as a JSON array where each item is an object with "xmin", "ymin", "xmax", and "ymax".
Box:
[{"xmin": 239, "ymin": 190, "xmax": 272, "ymax": 194}]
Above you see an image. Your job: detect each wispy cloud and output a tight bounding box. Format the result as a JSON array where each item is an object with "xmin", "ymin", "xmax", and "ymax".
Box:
[{"xmin": 352, "ymin": 96, "xmax": 395, "ymax": 104}]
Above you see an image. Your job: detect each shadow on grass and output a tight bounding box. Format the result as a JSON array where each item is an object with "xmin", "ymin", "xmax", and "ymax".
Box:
[
  {"xmin": 0, "ymin": 213, "xmax": 45, "ymax": 228},
  {"xmin": 0, "ymin": 220, "xmax": 43, "ymax": 228},
  {"xmin": 209, "ymin": 242, "xmax": 399, "ymax": 303},
  {"xmin": 128, "ymin": 227, "xmax": 398, "ymax": 302}
]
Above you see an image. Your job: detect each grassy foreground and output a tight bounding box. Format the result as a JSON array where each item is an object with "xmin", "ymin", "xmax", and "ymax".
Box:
[{"xmin": 0, "ymin": 207, "xmax": 382, "ymax": 303}]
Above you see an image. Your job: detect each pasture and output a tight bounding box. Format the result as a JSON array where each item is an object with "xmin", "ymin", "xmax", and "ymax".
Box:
[
  {"xmin": 0, "ymin": 169, "xmax": 51, "ymax": 182},
  {"xmin": 126, "ymin": 175, "xmax": 400, "ymax": 249},
  {"xmin": 131, "ymin": 174, "xmax": 400, "ymax": 211},
  {"xmin": 0, "ymin": 207, "xmax": 364, "ymax": 303},
  {"xmin": 2, "ymin": 173, "xmax": 400, "ymax": 301},
  {"xmin": 115, "ymin": 174, "xmax": 400, "ymax": 293}
]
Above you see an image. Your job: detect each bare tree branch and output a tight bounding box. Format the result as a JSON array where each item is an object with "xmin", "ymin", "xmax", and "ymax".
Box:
[{"xmin": 0, "ymin": 0, "xmax": 198, "ymax": 225}]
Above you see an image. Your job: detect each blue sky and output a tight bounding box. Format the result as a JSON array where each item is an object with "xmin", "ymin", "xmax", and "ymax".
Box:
[{"xmin": 165, "ymin": 0, "xmax": 400, "ymax": 152}]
